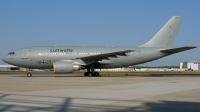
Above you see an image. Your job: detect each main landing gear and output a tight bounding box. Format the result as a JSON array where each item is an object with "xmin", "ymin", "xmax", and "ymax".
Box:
[
  {"xmin": 84, "ymin": 72, "xmax": 100, "ymax": 77},
  {"xmin": 84, "ymin": 64, "xmax": 100, "ymax": 77}
]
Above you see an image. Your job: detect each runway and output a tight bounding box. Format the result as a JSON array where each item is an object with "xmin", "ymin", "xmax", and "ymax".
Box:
[{"xmin": 0, "ymin": 74, "xmax": 200, "ymax": 112}]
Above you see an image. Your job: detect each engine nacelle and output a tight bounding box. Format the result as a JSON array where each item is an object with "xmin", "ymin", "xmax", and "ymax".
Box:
[{"xmin": 53, "ymin": 61, "xmax": 81, "ymax": 74}]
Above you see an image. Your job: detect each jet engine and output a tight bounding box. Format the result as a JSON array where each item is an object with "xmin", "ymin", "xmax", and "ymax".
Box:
[{"xmin": 53, "ymin": 61, "xmax": 81, "ymax": 74}]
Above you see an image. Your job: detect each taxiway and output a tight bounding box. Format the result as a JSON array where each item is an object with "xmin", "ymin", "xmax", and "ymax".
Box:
[{"xmin": 0, "ymin": 74, "xmax": 200, "ymax": 112}]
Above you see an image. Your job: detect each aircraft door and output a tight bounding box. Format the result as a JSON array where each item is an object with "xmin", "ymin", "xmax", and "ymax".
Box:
[
  {"xmin": 72, "ymin": 52, "xmax": 76, "ymax": 58},
  {"xmin": 21, "ymin": 49, "xmax": 34, "ymax": 68},
  {"xmin": 22, "ymin": 49, "xmax": 28, "ymax": 59},
  {"xmin": 137, "ymin": 49, "xmax": 143, "ymax": 59}
]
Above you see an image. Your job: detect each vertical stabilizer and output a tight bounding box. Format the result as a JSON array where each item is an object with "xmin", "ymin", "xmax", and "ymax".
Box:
[{"xmin": 140, "ymin": 16, "xmax": 184, "ymax": 48}]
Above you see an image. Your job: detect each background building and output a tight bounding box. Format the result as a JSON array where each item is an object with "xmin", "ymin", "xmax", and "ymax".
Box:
[
  {"xmin": 0, "ymin": 65, "xmax": 24, "ymax": 71},
  {"xmin": 180, "ymin": 62, "xmax": 200, "ymax": 71}
]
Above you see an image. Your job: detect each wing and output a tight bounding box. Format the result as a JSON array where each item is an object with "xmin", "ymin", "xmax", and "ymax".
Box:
[
  {"xmin": 59, "ymin": 50, "xmax": 135, "ymax": 66},
  {"xmin": 69, "ymin": 50, "xmax": 134, "ymax": 65},
  {"xmin": 74, "ymin": 50, "xmax": 134, "ymax": 60},
  {"xmin": 160, "ymin": 46, "xmax": 196, "ymax": 54}
]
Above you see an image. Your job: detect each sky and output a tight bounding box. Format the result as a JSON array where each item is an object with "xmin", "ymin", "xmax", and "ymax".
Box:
[{"xmin": 0, "ymin": 0, "xmax": 200, "ymax": 66}]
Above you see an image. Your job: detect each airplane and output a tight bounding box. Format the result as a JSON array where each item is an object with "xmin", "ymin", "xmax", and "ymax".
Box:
[{"xmin": 2, "ymin": 16, "xmax": 196, "ymax": 77}]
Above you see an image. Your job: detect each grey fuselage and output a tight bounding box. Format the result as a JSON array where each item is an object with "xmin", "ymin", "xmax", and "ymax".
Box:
[{"xmin": 3, "ymin": 46, "xmax": 166, "ymax": 69}]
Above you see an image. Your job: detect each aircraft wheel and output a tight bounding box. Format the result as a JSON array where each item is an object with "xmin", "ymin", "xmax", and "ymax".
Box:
[
  {"xmin": 84, "ymin": 72, "xmax": 89, "ymax": 76},
  {"xmin": 89, "ymin": 72, "xmax": 93, "ymax": 76},
  {"xmin": 27, "ymin": 72, "xmax": 32, "ymax": 77},
  {"xmin": 94, "ymin": 72, "xmax": 100, "ymax": 77}
]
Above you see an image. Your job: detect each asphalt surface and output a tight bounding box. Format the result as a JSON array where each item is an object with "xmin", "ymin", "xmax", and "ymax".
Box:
[{"xmin": 0, "ymin": 74, "xmax": 200, "ymax": 112}]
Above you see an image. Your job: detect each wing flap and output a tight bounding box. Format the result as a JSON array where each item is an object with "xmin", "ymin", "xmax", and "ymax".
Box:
[{"xmin": 160, "ymin": 46, "xmax": 196, "ymax": 54}]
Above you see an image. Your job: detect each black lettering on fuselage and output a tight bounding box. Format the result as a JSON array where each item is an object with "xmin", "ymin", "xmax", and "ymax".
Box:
[
  {"xmin": 50, "ymin": 49, "xmax": 73, "ymax": 52},
  {"xmin": 37, "ymin": 60, "xmax": 51, "ymax": 64}
]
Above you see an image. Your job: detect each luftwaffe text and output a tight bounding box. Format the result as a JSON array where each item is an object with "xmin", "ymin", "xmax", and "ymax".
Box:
[{"xmin": 50, "ymin": 49, "xmax": 73, "ymax": 52}]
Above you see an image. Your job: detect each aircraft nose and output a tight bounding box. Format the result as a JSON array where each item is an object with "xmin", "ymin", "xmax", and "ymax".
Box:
[{"xmin": 2, "ymin": 56, "xmax": 8, "ymax": 63}]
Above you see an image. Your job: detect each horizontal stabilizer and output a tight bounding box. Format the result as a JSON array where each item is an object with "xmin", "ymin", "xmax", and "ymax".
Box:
[{"xmin": 160, "ymin": 46, "xmax": 196, "ymax": 54}]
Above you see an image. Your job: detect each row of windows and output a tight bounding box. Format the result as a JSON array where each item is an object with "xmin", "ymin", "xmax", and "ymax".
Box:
[
  {"xmin": 38, "ymin": 53, "xmax": 103, "ymax": 55},
  {"xmin": 38, "ymin": 53, "xmax": 70, "ymax": 55},
  {"xmin": 7, "ymin": 51, "xmax": 133, "ymax": 56},
  {"xmin": 37, "ymin": 52, "xmax": 133, "ymax": 55}
]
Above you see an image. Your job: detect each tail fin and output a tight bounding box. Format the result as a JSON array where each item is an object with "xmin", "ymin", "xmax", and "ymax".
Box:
[{"xmin": 140, "ymin": 16, "xmax": 184, "ymax": 48}]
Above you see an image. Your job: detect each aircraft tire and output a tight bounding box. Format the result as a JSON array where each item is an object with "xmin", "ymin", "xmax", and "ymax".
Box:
[
  {"xmin": 84, "ymin": 72, "xmax": 99, "ymax": 77},
  {"xmin": 94, "ymin": 72, "xmax": 100, "ymax": 77},
  {"xmin": 27, "ymin": 73, "xmax": 32, "ymax": 77},
  {"xmin": 84, "ymin": 72, "xmax": 89, "ymax": 76},
  {"xmin": 89, "ymin": 72, "xmax": 93, "ymax": 76}
]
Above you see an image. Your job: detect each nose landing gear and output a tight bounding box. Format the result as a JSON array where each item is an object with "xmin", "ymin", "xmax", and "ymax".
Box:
[
  {"xmin": 26, "ymin": 69, "xmax": 32, "ymax": 77},
  {"xmin": 27, "ymin": 72, "xmax": 32, "ymax": 77}
]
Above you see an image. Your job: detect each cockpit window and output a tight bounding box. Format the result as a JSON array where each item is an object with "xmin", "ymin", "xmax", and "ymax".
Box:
[{"xmin": 7, "ymin": 52, "xmax": 15, "ymax": 55}]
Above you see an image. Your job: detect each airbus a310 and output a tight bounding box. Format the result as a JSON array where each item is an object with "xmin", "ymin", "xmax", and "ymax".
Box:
[{"xmin": 2, "ymin": 16, "xmax": 196, "ymax": 77}]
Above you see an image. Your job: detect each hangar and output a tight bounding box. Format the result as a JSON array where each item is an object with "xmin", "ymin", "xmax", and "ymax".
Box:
[{"xmin": 180, "ymin": 62, "xmax": 200, "ymax": 71}]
